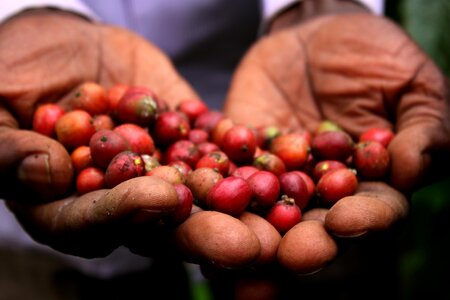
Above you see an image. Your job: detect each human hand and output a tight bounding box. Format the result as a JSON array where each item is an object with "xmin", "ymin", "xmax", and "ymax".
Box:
[
  {"xmin": 0, "ymin": 9, "xmax": 202, "ymax": 257},
  {"xmin": 223, "ymin": 0, "xmax": 450, "ymax": 274}
]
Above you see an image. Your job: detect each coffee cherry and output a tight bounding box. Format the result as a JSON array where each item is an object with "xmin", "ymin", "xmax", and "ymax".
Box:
[
  {"xmin": 359, "ymin": 127, "xmax": 394, "ymax": 148},
  {"xmin": 206, "ymin": 176, "xmax": 252, "ymax": 216},
  {"xmin": 196, "ymin": 151, "xmax": 230, "ymax": 177},
  {"xmin": 152, "ymin": 111, "xmax": 190, "ymax": 147},
  {"xmin": 353, "ymin": 141, "xmax": 390, "ymax": 180},
  {"xmin": 316, "ymin": 168, "xmax": 358, "ymax": 207},
  {"xmin": 69, "ymin": 82, "xmax": 109, "ymax": 115},
  {"xmin": 32, "ymin": 103, "xmax": 65, "ymax": 138},
  {"xmin": 279, "ymin": 171, "xmax": 310, "ymax": 210},
  {"xmin": 89, "ymin": 129, "xmax": 130, "ymax": 169},
  {"xmin": 270, "ymin": 133, "xmax": 310, "ymax": 170},
  {"xmin": 76, "ymin": 167, "xmax": 105, "ymax": 195},
  {"xmin": 222, "ymin": 125, "xmax": 257, "ymax": 165},
  {"xmin": 265, "ymin": 195, "xmax": 302, "ymax": 235},
  {"xmin": 55, "ymin": 110, "xmax": 96, "ymax": 150},
  {"xmin": 105, "ymin": 151, "xmax": 145, "ymax": 188},
  {"xmin": 247, "ymin": 170, "xmax": 280, "ymax": 210},
  {"xmin": 311, "ymin": 130, "xmax": 354, "ymax": 162}
]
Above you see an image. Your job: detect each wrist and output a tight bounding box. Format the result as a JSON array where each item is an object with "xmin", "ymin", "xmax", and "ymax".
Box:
[{"xmin": 268, "ymin": 0, "xmax": 371, "ymax": 33}]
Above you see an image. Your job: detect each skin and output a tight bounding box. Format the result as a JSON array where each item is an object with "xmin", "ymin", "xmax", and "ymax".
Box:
[
  {"xmin": 221, "ymin": 0, "xmax": 450, "ymax": 296},
  {"xmin": 0, "ymin": 9, "xmax": 199, "ymax": 256},
  {"xmin": 225, "ymin": 3, "xmax": 450, "ymax": 193},
  {"xmin": 0, "ymin": 0, "xmax": 449, "ymax": 293},
  {"xmin": 225, "ymin": 0, "xmax": 450, "ymax": 219}
]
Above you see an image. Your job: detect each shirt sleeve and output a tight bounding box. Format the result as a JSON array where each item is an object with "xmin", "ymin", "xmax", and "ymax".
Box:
[
  {"xmin": 260, "ymin": 0, "xmax": 385, "ymax": 26},
  {"xmin": 356, "ymin": 0, "xmax": 384, "ymax": 15},
  {"xmin": 0, "ymin": 0, "xmax": 99, "ymax": 23}
]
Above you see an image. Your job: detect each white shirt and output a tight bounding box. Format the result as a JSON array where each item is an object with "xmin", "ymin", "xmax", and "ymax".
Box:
[{"xmin": 0, "ymin": 1, "xmax": 384, "ymax": 25}]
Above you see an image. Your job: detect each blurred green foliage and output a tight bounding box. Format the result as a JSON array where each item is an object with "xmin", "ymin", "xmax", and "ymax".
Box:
[
  {"xmin": 386, "ymin": 2, "xmax": 450, "ymax": 299},
  {"xmin": 399, "ymin": 177, "xmax": 450, "ymax": 299},
  {"xmin": 387, "ymin": 0, "xmax": 450, "ymax": 76}
]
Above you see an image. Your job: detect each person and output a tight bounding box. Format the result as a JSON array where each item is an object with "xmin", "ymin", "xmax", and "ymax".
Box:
[{"xmin": 0, "ymin": 0, "xmax": 449, "ymax": 299}]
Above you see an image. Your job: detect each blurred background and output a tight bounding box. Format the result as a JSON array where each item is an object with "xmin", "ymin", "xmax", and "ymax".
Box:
[{"xmin": 387, "ymin": 0, "xmax": 450, "ymax": 299}]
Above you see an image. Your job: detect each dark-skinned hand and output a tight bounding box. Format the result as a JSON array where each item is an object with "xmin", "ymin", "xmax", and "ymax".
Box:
[
  {"xmin": 0, "ymin": 9, "xmax": 203, "ymax": 258},
  {"xmin": 214, "ymin": 0, "xmax": 450, "ymax": 296}
]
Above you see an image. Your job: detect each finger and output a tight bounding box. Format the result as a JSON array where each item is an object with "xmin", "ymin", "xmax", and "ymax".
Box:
[
  {"xmin": 7, "ymin": 176, "xmax": 179, "ymax": 258},
  {"xmin": 277, "ymin": 219, "xmax": 338, "ymax": 274},
  {"xmin": 277, "ymin": 207, "xmax": 339, "ymax": 274},
  {"xmin": 223, "ymin": 30, "xmax": 320, "ymax": 132},
  {"xmin": 0, "ymin": 121, "xmax": 73, "ymax": 201},
  {"xmin": 0, "ymin": 103, "xmax": 19, "ymax": 128},
  {"xmin": 390, "ymin": 59, "xmax": 450, "ymax": 192},
  {"xmin": 172, "ymin": 210, "xmax": 261, "ymax": 269},
  {"xmin": 238, "ymin": 211, "xmax": 281, "ymax": 266},
  {"xmin": 324, "ymin": 181, "xmax": 409, "ymax": 238},
  {"xmin": 389, "ymin": 123, "xmax": 450, "ymax": 193},
  {"xmin": 98, "ymin": 26, "xmax": 201, "ymax": 109}
]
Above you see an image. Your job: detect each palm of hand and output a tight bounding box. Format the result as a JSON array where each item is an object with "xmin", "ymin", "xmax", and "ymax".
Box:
[
  {"xmin": 223, "ymin": 14, "xmax": 450, "ymax": 271},
  {"xmin": 224, "ymin": 13, "xmax": 450, "ymax": 193},
  {"xmin": 0, "ymin": 11, "xmax": 198, "ymax": 257},
  {"xmin": 0, "ymin": 10, "xmax": 195, "ymax": 128}
]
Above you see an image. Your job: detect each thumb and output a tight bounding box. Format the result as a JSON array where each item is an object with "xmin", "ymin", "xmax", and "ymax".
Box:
[
  {"xmin": 7, "ymin": 176, "xmax": 180, "ymax": 258},
  {"xmin": 0, "ymin": 114, "xmax": 73, "ymax": 201},
  {"xmin": 389, "ymin": 122, "xmax": 450, "ymax": 193},
  {"xmin": 325, "ymin": 182, "xmax": 409, "ymax": 238}
]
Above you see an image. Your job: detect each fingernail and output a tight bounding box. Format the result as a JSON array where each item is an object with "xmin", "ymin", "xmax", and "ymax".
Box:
[
  {"xmin": 17, "ymin": 153, "xmax": 51, "ymax": 186},
  {"xmin": 296, "ymin": 267, "xmax": 325, "ymax": 276},
  {"xmin": 333, "ymin": 230, "xmax": 368, "ymax": 238}
]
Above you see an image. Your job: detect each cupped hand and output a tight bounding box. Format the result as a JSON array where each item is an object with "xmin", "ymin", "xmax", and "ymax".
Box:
[
  {"xmin": 0, "ymin": 9, "xmax": 199, "ymax": 257},
  {"xmin": 223, "ymin": 12, "xmax": 450, "ymax": 273}
]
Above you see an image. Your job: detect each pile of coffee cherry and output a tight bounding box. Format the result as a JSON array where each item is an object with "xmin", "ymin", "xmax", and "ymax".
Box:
[{"xmin": 32, "ymin": 82, "xmax": 394, "ymax": 234}]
